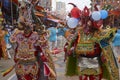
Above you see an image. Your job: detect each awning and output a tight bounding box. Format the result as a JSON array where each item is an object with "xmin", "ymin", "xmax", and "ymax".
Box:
[
  {"xmin": 109, "ymin": 10, "xmax": 120, "ymax": 16},
  {"xmin": 35, "ymin": 12, "xmax": 44, "ymax": 17},
  {"xmin": 35, "ymin": 12, "xmax": 55, "ymax": 19},
  {"xmin": 47, "ymin": 18, "xmax": 61, "ymax": 23}
]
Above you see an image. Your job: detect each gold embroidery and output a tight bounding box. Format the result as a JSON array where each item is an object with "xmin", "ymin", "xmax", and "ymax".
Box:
[{"xmin": 76, "ymin": 42, "xmax": 94, "ymax": 54}]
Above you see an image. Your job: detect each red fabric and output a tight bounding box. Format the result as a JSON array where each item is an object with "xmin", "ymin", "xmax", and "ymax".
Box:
[
  {"xmin": 34, "ymin": 46, "xmax": 42, "ymax": 56},
  {"xmin": 64, "ymin": 42, "xmax": 68, "ymax": 52},
  {"xmin": 79, "ymin": 76, "xmax": 82, "ymax": 80},
  {"xmin": 52, "ymin": 48, "xmax": 62, "ymax": 54},
  {"xmin": 64, "ymin": 42, "xmax": 69, "ymax": 61},
  {"xmin": 101, "ymin": 55, "xmax": 106, "ymax": 63},
  {"xmin": 0, "ymin": 45, "xmax": 3, "ymax": 59},
  {"xmin": 99, "ymin": 73, "xmax": 102, "ymax": 80},
  {"xmin": 79, "ymin": 75, "xmax": 88, "ymax": 80},
  {"xmin": 18, "ymin": 74, "xmax": 38, "ymax": 80},
  {"xmin": 80, "ymin": 43, "xmax": 102, "ymax": 58},
  {"xmin": 92, "ymin": 20, "xmax": 103, "ymax": 29},
  {"xmin": 44, "ymin": 63, "xmax": 50, "ymax": 76},
  {"xmin": 24, "ymin": 74, "xmax": 32, "ymax": 80},
  {"xmin": 71, "ymin": 7, "xmax": 81, "ymax": 18},
  {"xmin": 41, "ymin": 54, "xmax": 48, "ymax": 62},
  {"xmin": 34, "ymin": 46, "xmax": 48, "ymax": 62},
  {"xmin": 89, "ymin": 75, "xmax": 95, "ymax": 80},
  {"xmin": 79, "ymin": 74, "xmax": 102, "ymax": 80},
  {"xmin": 84, "ymin": 76, "xmax": 88, "ymax": 80}
]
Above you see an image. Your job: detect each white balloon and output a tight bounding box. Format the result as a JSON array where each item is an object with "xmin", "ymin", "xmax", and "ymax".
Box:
[
  {"xmin": 91, "ymin": 11, "xmax": 101, "ymax": 21},
  {"xmin": 67, "ymin": 18, "xmax": 79, "ymax": 28}
]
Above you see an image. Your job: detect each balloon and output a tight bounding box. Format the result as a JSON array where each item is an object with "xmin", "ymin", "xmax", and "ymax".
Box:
[
  {"xmin": 67, "ymin": 18, "xmax": 79, "ymax": 28},
  {"xmin": 91, "ymin": 11, "xmax": 101, "ymax": 21},
  {"xmin": 100, "ymin": 10, "xmax": 108, "ymax": 19}
]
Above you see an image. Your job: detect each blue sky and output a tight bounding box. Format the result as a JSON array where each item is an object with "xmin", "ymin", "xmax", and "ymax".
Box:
[{"xmin": 52, "ymin": 0, "xmax": 91, "ymax": 11}]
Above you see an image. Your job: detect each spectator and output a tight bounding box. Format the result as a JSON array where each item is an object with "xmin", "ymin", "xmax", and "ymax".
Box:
[{"xmin": 48, "ymin": 24, "xmax": 58, "ymax": 52}]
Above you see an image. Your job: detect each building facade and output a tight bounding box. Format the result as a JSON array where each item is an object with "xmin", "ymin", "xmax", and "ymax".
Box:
[
  {"xmin": 39, "ymin": 0, "xmax": 52, "ymax": 10},
  {"xmin": 56, "ymin": 1, "xmax": 66, "ymax": 19}
]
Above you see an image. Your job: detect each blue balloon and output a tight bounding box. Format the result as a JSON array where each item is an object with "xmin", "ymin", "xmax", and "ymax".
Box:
[
  {"xmin": 91, "ymin": 11, "xmax": 101, "ymax": 21},
  {"xmin": 100, "ymin": 10, "xmax": 108, "ymax": 19}
]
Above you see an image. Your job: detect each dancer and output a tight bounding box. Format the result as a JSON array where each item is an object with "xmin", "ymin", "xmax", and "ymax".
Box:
[
  {"xmin": 9, "ymin": 1, "xmax": 56, "ymax": 80},
  {"xmin": 65, "ymin": 8, "xmax": 119, "ymax": 79}
]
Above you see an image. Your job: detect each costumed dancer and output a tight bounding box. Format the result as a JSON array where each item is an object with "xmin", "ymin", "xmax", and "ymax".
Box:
[
  {"xmin": 10, "ymin": 23, "xmax": 40, "ymax": 80},
  {"xmin": 9, "ymin": 14, "xmax": 55, "ymax": 80},
  {"xmin": 3, "ymin": 1, "xmax": 56, "ymax": 80},
  {"xmin": 64, "ymin": 5, "xmax": 119, "ymax": 80}
]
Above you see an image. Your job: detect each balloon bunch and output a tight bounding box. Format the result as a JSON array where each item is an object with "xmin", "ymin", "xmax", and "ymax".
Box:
[
  {"xmin": 67, "ymin": 3, "xmax": 109, "ymax": 29},
  {"xmin": 91, "ymin": 10, "xmax": 108, "ymax": 21}
]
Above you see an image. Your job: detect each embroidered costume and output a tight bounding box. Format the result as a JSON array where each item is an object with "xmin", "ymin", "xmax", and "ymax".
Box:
[
  {"xmin": 10, "ymin": 29, "xmax": 56, "ymax": 80},
  {"xmin": 65, "ymin": 27, "xmax": 119, "ymax": 80},
  {"xmin": 10, "ymin": 30, "xmax": 39, "ymax": 80}
]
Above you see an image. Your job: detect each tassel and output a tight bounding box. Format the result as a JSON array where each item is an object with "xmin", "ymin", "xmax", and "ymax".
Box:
[
  {"xmin": 44, "ymin": 62, "xmax": 56, "ymax": 78},
  {"xmin": 1, "ymin": 61, "xmax": 19, "ymax": 77},
  {"xmin": 1, "ymin": 66, "xmax": 14, "ymax": 77}
]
